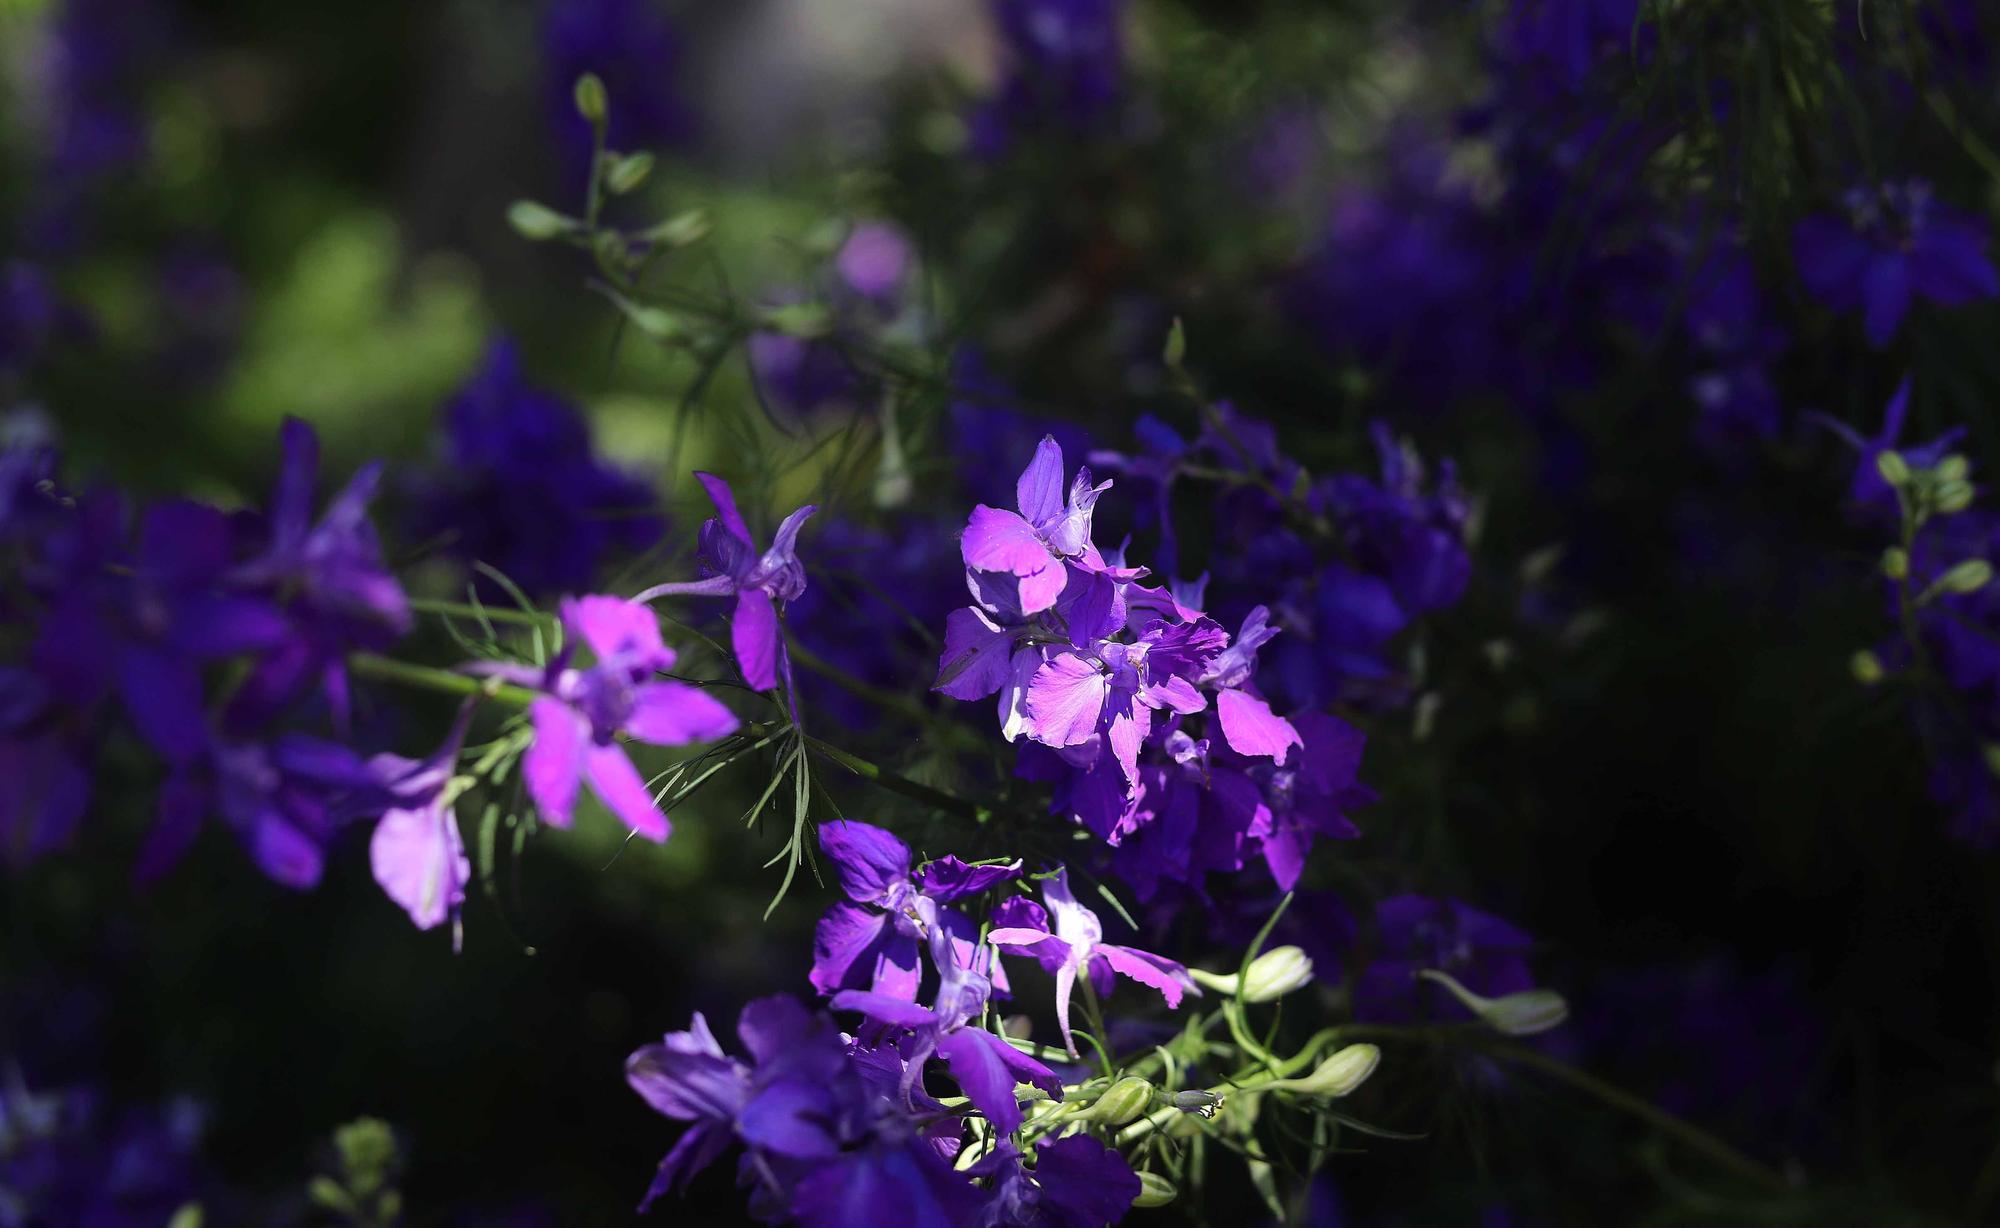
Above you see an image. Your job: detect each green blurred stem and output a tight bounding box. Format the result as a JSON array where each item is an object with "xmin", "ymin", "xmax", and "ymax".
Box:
[
  {"xmin": 1472, "ymin": 1039, "xmax": 1790, "ymax": 1193},
  {"xmin": 349, "ymin": 653, "xmax": 539, "ymax": 709},
  {"xmin": 408, "ymin": 597, "xmax": 550, "ymax": 627},
  {"xmin": 785, "ymin": 640, "xmax": 988, "ymax": 753}
]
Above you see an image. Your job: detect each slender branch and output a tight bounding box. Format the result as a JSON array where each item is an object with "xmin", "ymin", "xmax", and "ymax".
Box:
[
  {"xmin": 350, "ymin": 653, "xmax": 540, "ymax": 709},
  {"xmin": 1474, "ymin": 1039, "xmax": 1792, "ymax": 1193}
]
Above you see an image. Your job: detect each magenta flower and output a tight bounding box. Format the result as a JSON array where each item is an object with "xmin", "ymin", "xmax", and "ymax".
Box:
[
  {"xmin": 636, "ymin": 473, "xmax": 816, "ymax": 692},
  {"xmin": 499, "ymin": 595, "xmax": 739, "ymax": 841},
  {"xmin": 810, "ymin": 819, "xmax": 1017, "ymax": 1000},
  {"xmin": 366, "ymin": 702, "xmax": 477, "ymax": 939},
  {"xmin": 960, "ymin": 435, "xmax": 1112, "ymax": 614},
  {"xmin": 832, "ymin": 914, "xmax": 1061, "ymax": 1135},
  {"xmin": 987, "ymin": 869, "xmax": 1197, "ymax": 1055}
]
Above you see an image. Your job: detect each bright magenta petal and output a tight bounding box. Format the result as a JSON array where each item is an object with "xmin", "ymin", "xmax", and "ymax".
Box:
[
  {"xmin": 524, "ymin": 697, "xmax": 586, "ymax": 828},
  {"xmin": 584, "ymin": 742, "xmax": 669, "ymax": 842},
  {"xmin": 625, "ymin": 680, "xmax": 740, "ymax": 745}
]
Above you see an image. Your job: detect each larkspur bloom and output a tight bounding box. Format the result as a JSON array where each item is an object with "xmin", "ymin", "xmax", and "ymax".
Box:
[
  {"xmin": 833, "ymin": 912, "xmax": 1063, "ymax": 1134},
  {"xmin": 810, "ymin": 819, "xmax": 1019, "ymax": 1000},
  {"xmin": 961, "ymin": 435, "xmax": 1113, "ymax": 614},
  {"xmin": 1793, "ymin": 181, "xmax": 2000, "ymax": 347},
  {"xmin": 224, "ymin": 418, "xmax": 411, "ymax": 730},
  {"xmin": 366, "ymin": 702, "xmax": 477, "ymax": 938},
  {"xmin": 150, "ymin": 733, "xmax": 381, "ymax": 890},
  {"xmin": 409, "ymin": 340, "xmax": 664, "ymax": 598},
  {"xmin": 635, "ymin": 474, "xmax": 816, "ymax": 693},
  {"xmin": 987, "ymin": 869, "xmax": 1196, "ymax": 1055},
  {"xmin": 488, "ymin": 595, "xmax": 739, "ymax": 841},
  {"xmin": 967, "ymin": 1137, "xmax": 1141, "ymax": 1228},
  {"xmin": 626, "ymin": 994, "xmax": 983, "ymax": 1224}
]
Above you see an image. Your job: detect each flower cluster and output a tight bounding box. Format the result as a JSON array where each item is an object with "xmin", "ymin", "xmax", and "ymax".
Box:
[
  {"xmin": 934, "ymin": 435, "xmax": 1372, "ymax": 896},
  {"xmin": 1838, "ymin": 382, "xmax": 2000, "ymax": 848}
]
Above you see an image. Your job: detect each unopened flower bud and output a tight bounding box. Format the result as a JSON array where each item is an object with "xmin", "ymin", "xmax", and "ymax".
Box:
[
  {"xmin": 573, "ymin": 72, "xmax": 608, "ymax": 126},
  {"xmin": 604, "ymin": 151, "xmax": 655, "ymax": 195},
  {"xmin": 1170, "ymin": 1089, "xmax": 1224, "ymax": 1118},
  {"xmin": 1086, "ymin": 1077, "xmax": 1154, "ymax": 1125},
  {"xmin": 1982, "ymin": 744, "xmax": 2000, "ymax": 778},
  {"xmin": 1935, "ymin": 479, "xmax": 1976, "ymax": 515},
  {"xmin": 1876, "ymin": 450, "xmax": 1910, "ymax": 487},
  {"xmin": 1133, "ymin": 1172, "xmax": 1177, "ymax": 1208},
  {"xmin": 1417, "ymin": 970, "xmax": 1569, "ymax": 1036},
  {"xmin": 1938, "ymin": 455, "xmax": 1971, "ymax": 484},
  {"xmin": 1190, "ymin": 945, "xmax": 1315, "ymax": 1002},
  {"xmin": 506, "ymin": 200, "xmax": 574, "ymax": 242},
  {"xmin": 1880, "ymin": 547, "xmax": 1909, "ymax": 580},
  {"xmin": 1941, "ymin": 559, "xmax": 1994, "ymax": 595},
  {"xmin": 1263, "ymin": 1043, "xmax": 1380, "ymax": 1099},
  {"xmin": 1851, "ymin": 649, "xmax": 1885, "ymax": 686}
]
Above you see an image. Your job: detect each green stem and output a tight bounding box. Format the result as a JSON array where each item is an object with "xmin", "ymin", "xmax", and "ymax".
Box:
[
  {"xmin": 349, "ymin": 653, "xmax": 540, "ymax": 709},
  {"xmin": 785, "ymin": 640, "xmax": 987, "ymax": 753},
  {"xmin": 409, "ymin": 597, "xmax": 550, "ymax": 627},
  {"xmin": 1474, "ymin": 1039, "xmax": 1791, "ymax": 1193}
]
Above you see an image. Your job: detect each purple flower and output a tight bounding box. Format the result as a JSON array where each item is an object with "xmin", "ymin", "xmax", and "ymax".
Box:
[
  {"xmin": 973, "ymin": 0, "xmax": 1126, "ymax": 154},
  {"xmin": 409, "ymin": 340, "xmax": 664, "ymax": 598},
  {"xmin": 1821, "ymin": 378, "xmax": 1965, "ymax": 522},
  {"xmin": 497, "ymin": 595, "xmax": 739, "ymax": 841},
  {"xmin": 627, "ymin": 995, "xmax": 984, "ymax": 1224},
  {"xmin": 960, "ymin": 436, "xmax": 1115, "ymax": 615},
  {"xmin": 968, "ymin": 1136, "xmax": 1141, "ymax": 1228},
  {"xmin": 1245, "ymin": 711, "xmax": 1372, "ymax": 890},
  {"xmin": 366, "ymin": 702, "xmax": 477, "ymax": 938},
  {"xmin": 225, "ymin": 418, "xmax": 411, "ymax": 729},
  {"xmin": 635, "ymin": 474, "xmax": 817, "ymax": 693},
  {"xmin": 1793, "ymin": 181, "xmax": 2000, "ymax": 347},
  {"xmin": 1351, "ymin": 895, "xmax": 1537, "ymax": 1024},
  {"xmin": 811, "ymin": 819, "xmax": 1018, "ymax": 1000},
  {"xmin": 987, "ymin": 869, "xmax": 1196, "ymax": 1055},
  {"xmin": 832, "ymin": 918, "xmax": 1062, "ymax": 1135},
  {"xmin": 151, "ymin": 733, "xmax": 382, "ymax": 890}
]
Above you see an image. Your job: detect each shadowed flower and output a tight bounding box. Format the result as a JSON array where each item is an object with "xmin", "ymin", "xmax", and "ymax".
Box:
[
  {"xmin": 635, "ymin": 474, "xmax": 817, "ymax": 693},
  {"xmin": 987, "ymin": 869, "xmax": 1196, "ymax": 1055},
  {"xmin": 1794, "ymin": 181, "xmax": 2000, "ymax": 347}
]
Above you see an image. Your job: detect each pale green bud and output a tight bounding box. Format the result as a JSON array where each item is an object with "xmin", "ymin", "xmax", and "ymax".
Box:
[
  {"xmin": 1417, "ymin": 970, "xmax": 1569, "ymax": 1036},
  {"xmin": 1941, "ymin": 559, "xmax": 1994, "ymax": 594},
  {"xmin": 1133, "ymin": 1172, "xmax": 1177, "ymax": 1208},
  {"xmin": 1936, "ymin": 479, "xmax": 1976, "ymax": 515},
  {"xmin": 1262, "ymin": 1043, "xmax": 1380, "ymax": 1098},
  {"xmin": 166, "ymin": 1205, "xmax": 204, "ymax": 1228},
  {"xmin": 1938, "ymin": 454, "xmax": 1971, "ymax": 483},
  {"xmin": 573, "ymin": 72, "xmax": 608, "ymax": 126},
  {"xmin": 1163, "ymin": 317, "xmax": 1187, "ymax": 369},
  {"xmin": 506, "ymin": 200, "xmax": 575, "ymax": 242},
  {"xmin": 1190, "ymin": 945, "xmax": 1315, "ymax": 1002},
  {"xmin": 604, "ymin": 151, "xmax": 655, "ymax": 195},
  {"xmin": 1984, "ymin": 743, "xmax": 2000, "ymax": 778},
  {"xmin": 1851, "ymin": 649, "xmax": 1885, "ymax": 686},
  {"xmin": 1880, "ymin": 546, "xmax": 1909, "ymax": 580},
  {"xmin": 1877, "ymin": 450, "xmax": 1910, "ymax": 487},
  {"xmin": 640, "ymin": 209, "xmax": 711, "ymax": 248},
  {"xmin": 1086, "ymin": 1077, "xmax": 1155, "ymax": 1125}
]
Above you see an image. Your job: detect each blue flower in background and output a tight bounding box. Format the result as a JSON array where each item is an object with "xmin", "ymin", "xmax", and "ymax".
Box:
[
  {"xmin": 410, "ymin": 340, "xmax": 665, "ymax": 599},
  {"xmin": 1794, "ymin": 181, "xmax": 2000, "ymax": 347}
]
